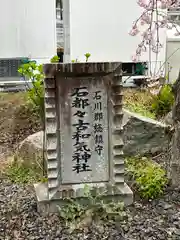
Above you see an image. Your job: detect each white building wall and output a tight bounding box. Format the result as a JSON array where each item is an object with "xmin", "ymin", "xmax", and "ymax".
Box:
[
  {"xmin": 0, "ymin": 0, "xmax": 57, "ymax": 63},
  {"xmin": 166, "ymin": 40, "xmax": 180, "ymax": 82},
  {"xmin": 166, "ymin": 25, "xmax": 180, "ymax": 82},
  {"xmin": 64, "ymin": 0, "xmax": 167, "ymax": 75}
]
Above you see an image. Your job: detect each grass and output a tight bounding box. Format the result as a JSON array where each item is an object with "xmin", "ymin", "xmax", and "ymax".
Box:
[
  {"xmin": 6, "ymin": 164, "xmax": 39, "ymax": 183},
  {"xmin": 123, "ymin": 89, "xmax": 156, "ymax": 119},
  {"xmin": 126, "ymin": 156, "xmax": 168, "ymax": 200},
  {"xmin": 0, "ymin": 91, "xmax": 26, "ymax": 103},
  {"xmin": 3, "ymin": 160, "xmax": 47, "ymax": 184}
]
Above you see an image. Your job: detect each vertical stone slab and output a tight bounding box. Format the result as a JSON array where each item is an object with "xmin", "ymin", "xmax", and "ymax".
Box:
[{"xmin": 35, "ymin": 62, "xmax": 133, "ymax": 211}]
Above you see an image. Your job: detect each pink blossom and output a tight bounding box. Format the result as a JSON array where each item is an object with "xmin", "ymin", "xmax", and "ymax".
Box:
[
  {"xmin": 141, "ymin": 12, "xmax": 151, "ymax": 24},
  {"xmin": 130, "ymin": 0, "xmax": 180, "ymax": 63},
  {"xmin": 137, "ymin": 0, "xmax": 149, "ymax": 8},
  {"xmin": 129, "ymin": 24, "xmax": 139, "ymax": 36}
]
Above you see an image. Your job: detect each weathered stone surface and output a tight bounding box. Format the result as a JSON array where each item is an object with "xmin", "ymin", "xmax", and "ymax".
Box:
[
  {"xmin": 35, "ymin": 62, "xmax": 133, "ymax": 212},
  {"xmin": 15, "ymin": 131, "xmax": 43, "ymax": 169},
  {"xmin": 163, "ymin": 111, "xmax": 173, "ymax": 126},
  {"xmin": 170, "ymin": 72, "xmax": 180, "ymax": 186},
  {"xmin": 123, "ymin": 109, "xmax": 169, "ymax": 156}
]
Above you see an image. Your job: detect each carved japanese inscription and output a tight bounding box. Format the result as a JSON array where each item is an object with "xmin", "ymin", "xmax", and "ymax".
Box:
[{"xmin": 60, "ymin": 80, "xmax": 109, "ymax": 184}]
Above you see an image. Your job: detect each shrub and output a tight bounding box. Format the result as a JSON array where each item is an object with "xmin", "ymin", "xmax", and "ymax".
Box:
[
  {"xmin": 151, "ymin": 84, "xmax": 174, "ymax": 117},
  {"xmin": 84, "ymin": 52, "xmax": 91, "ymax": 62},
  {"xmin": 18, "ymin": 62, "xmax": 44, "ymax": 122},
  {"xmin": 72, "ymin": 53, "xmax": 91, "ymax": 63},
  {"xmin": 126, "ymin": 156, "xmax": 168, "ymax": 200},
  {"xmin": 50, "ymin": 55, "xmax": 60, "ymax": 63}
]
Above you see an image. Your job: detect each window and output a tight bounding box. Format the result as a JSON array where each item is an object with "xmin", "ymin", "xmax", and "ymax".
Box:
[
  {"xmin": 168, "ymin": 7, "xmax": 180, "ymax": 25},
  {"xmin": 122, "ymin": 62, "xmax": 148, "ymax": 76},
  {"xmin": 56, "ymin": 0, "xmax": 64, "ymax": 49},
  {"xmin": 0, "ymin": 59, "xmax": 22, "ymax": 78},
  {"xmin": 56, "ymin": 0, "xmax": 63, "ymax": 20}
]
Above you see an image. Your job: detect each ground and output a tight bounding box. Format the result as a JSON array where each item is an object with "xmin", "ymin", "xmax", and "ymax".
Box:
[
  {"xmin": 1, "ymin": 179, "xmax": 180, "ymax": 240},
  {"xmin": 0, "ymin": 92, "xmax": 41, "ymax": 168},
  {"xmin": 0, "ymin": 92, "xmax": 41, "ymax": 148},
  {"xmin": 0, "ymin": 91, "xmax": 175, "ymax": 240}
]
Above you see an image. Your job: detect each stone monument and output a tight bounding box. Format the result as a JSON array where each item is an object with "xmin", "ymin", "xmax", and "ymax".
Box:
[{"xmin": 34, "ymin": 62, "xmax": 133, "ymax": 213}]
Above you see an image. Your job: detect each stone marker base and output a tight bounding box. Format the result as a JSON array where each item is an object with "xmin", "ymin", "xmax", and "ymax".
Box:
[{"xmin": 34, "ymin": 182, "xmax": 133, "ymax": 215}]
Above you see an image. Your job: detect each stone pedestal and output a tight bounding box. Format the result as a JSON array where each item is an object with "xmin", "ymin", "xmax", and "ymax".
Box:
[
  {"xmin": 34, "ymin": 62, "xmax": 133, "ymax": 213},
  {"xmin": 35, "ymin": 182, "xmax": 133, "ymax": 214}
]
